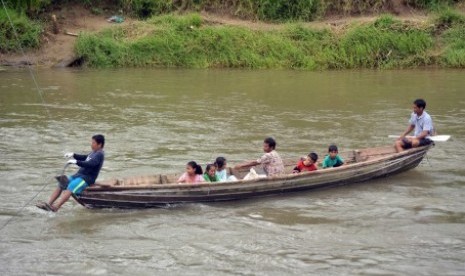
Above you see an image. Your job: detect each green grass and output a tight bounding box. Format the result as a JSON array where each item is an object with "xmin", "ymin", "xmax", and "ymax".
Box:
[
  {"xmin": 404, "ymin": 0, "xmax": 461, "ymax": 10},
  {"xmin": 76, "ymin": 16, "xmax": 330, "ymax": 69},
  {"xmin": 434, "ymin": 7, "xmax": 465, "ymax": 27},
  {"xmin": 119, "ymin": 0, "xmax": 460, "ymax": 21},
  {"xmin": 439, "ymin": 25, "xmax": 465, "ymax": 67},
  {"xmin": 0, "ymin": 8, "xmax": 42, "ymax": 52},
  {"xmin": 76, "ymin": 13, "xmax": 446, "ymax": 69},
  {"xmin": 330, "ymin": 15, "xmax": 434, "ymax": 69}
]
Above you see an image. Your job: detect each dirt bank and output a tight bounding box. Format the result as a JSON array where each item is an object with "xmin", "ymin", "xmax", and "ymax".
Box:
[
  {"xmin": 0, "ymin": 4, "xmax": 431, "ymax": 68},
  {"xmin": 0, "ymin": 5, "xmax": 132, "ymax": 68}
]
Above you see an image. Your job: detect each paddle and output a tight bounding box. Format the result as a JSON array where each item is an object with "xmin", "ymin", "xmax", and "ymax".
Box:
[{"xmin": 388, "ymin": 135, "xmax": 451, "ymax": 142}]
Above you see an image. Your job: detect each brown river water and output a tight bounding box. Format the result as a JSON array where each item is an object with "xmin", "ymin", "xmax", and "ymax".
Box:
[{"xmin": 0, "ymin": 68, "xmax": 464, "ymax": 275}]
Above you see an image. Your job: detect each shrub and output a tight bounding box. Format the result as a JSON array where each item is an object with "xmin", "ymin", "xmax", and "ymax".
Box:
[
  {"xmin": 404, "ymin": 0, "xmax": 459, "ymax": 10},
  {"xmin": 323, "ymin": 0, "xmax": 389, "ymax": 15},
  {"xmin": 440, "ymin": 26, "xmax": 465, "ymax": 67},
  {"xmin": 74, "ymin": 13, "xmax": 447, "ymax": 70},
  {"xmin": 336, "ymin": 17, "xmax": 434, "ymax": 68},
  {"xmin": 4, "ymin": 0, "xmax": 51, "ymax": 14},
  {"xmin": 434, "ymin": 8, "xmax": 465, "ymax": 27},
  {"xmin": 0, "ymin": 8, "xmax": 42, "ymax": 52},
  {"xmin": 119, "ymin": 0, "xmax": 174, "ymax": 19},
  {"xmin": 255, "ymin": 0, "xmax": 322, "ymax": 21}
]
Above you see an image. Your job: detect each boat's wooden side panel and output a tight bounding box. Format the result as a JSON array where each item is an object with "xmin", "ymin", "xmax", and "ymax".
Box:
[
  {"xmin": 93, "ymin": 146, "xmax": 398, "ymax": 187},
  {"xmin": 76, "ymin": 145, "xmax": 430, "ymax": 208}
]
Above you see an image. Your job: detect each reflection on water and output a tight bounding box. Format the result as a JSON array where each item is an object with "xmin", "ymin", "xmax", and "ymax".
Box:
[{"xmin": 0, "ymin": 68, "xmax": 464, "ymax": 275}]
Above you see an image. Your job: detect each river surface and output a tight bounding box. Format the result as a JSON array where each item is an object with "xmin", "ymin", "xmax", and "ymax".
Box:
[{"xmin": 0, "ymin": 68, "xmax": 464, "ymax": 275}]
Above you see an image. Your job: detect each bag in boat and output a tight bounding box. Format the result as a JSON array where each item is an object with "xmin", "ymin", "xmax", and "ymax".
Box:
[{"xmin": 243, "ymin": 168, "xmax": 259, "ymax": 180}]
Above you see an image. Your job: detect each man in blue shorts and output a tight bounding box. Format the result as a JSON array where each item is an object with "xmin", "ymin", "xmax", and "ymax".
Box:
[
  {"xmin": 37, "ymin": 134, "xmax": 105, "ymax": 212},
  {"xmin": 395, "ymin": 99, "xmax": 434, "ymax": 152}
]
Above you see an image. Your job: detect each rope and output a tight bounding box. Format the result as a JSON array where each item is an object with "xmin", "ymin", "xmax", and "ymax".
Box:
[
  {"xmin": 0, "ymin": 164, "xmax": 70, "ymax": 232},
  {"xmin": 0, "ymin": 1, "xmax": 58, "ymax": 232},
  {"xmin": 423, "ymin": 153, "xmax": 432, "ymax": 167},
  {"xmin": 1, "ymin": 0, "xmax": 50, "ymax": 117}
]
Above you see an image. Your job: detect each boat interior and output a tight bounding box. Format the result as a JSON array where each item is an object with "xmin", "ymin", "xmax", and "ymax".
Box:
[{"xmin": 93, "ymin": 146, "xmax": 401, "ymax": 188}]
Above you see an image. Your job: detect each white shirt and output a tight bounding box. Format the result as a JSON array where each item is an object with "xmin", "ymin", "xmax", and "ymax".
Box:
[{"xmin": 409, "ymin": 111, "xmax": 434, "ymax": 138}]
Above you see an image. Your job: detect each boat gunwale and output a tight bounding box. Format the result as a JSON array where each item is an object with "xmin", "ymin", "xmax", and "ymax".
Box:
[{"xmin": 86, "ymin": 145, "xmax": 431, "ymax": 192}]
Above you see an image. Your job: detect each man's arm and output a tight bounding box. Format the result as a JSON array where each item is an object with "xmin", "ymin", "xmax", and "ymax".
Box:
[
  {"xmin": 73, "ymin": 153, "xmax": 88, "ymax": 161},
  {"xmin": 76, "ymin": 152, "xmax": 103, "ymax": 169},
  {"xmin": 398, "ymin": 124, "xmax": 415, "ymax": 139},
  {"xmin": 234, "ymin": 160, "xmax": 260, "ymax": 170},
  {"xmin": 416, "ymin": 130, "xmax": 429, "ymax": 140}
]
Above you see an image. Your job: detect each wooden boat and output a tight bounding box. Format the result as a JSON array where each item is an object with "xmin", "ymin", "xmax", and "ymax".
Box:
[{"xmin": 72, "ymin": 144, "xmax": 433, "ymax": 209}]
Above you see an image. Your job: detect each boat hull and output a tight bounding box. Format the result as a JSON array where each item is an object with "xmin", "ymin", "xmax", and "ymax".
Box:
[{"xmin": 73, "ymin": 145, "xmax": 431, "ymax": 209}]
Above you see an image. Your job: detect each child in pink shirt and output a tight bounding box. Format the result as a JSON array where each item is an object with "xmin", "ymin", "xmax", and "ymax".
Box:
[{"xmin": 178, "ymin": 161, "xmax": 205, "ymax": 184}]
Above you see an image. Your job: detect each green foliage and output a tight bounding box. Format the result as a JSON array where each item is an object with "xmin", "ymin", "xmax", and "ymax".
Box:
[
  {"xmin": 440, "ymin": 26, "xmax": 465, "ymax": 67},
  {"xmin": 75, "ymin": 14, "xmax": 326, "ymax": 68},
  {"xmin": 434, "ymin": 8, "xmax": 465, "ymax": 27},
  {"xmin": 118, "ymin": 0, "xmax": 322, "ymax": 21},
  {"xmin": 148, "ymin": 13, "xmax": 203, "ymax": 29},
  {"xmin": 404, "ymin": 0, "xmax": 459, "ymax": 10},
  {"xmin": 74, "ymin": 13, "xmax": 465, "ymax": 69},
  {"xmin": 76, "ymin": 14, "xmax": 433, "ymax": 69},
  {"xmin": 333, "ymin": 16, "xmax": 434, "ymax": 68},
  {"xmin": 119, "ymin": 0, "xmax": 174, "ymax": 19},
  {"xmin": 121, "ymin": 0, "xmax": 408, "ymax": 21},
  {"xmin": 0, "ymin": 8, "xmax": 42, "ymax": 52},
  {"xmin": 4, "ymin": 0, "xmax": 51, "ymax": 14},
  {"xmin": 441, "ymin": 48, "xmax": 465, "ymax": 67},
  {"xmin": 255, "ymin": 0, "xmax": 322, "ymax": 21},
  {"xmin": 373, "ymin": 14, "xmax": 399, "ymax": 28},
  {"xmin": 322, "ymin": 0, "xmax": 389, "ymax": 15},
  {"xmin": 283, "ymin": 23, "xmax": 331, "ymax": 42}
]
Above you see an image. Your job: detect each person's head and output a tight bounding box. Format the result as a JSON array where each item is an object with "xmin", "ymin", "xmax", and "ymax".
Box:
[
  {"xmin": 303, "ymin": 152, "xmax": 318, "ymax": 166},
  {"xmin": 328, "ymin": 144, "xmax": 338, "ymax": 159},
  {"xmin": 91, "ymin": 134, "xmax": 105, "ymax": 151},
  {"xmin": 413, "ymin": 99, "xmax": 426, "ymax": 116},
  {"xmin": 205, "ymin": 164, "xmax": 217, "ymax": 177},
  {"xmin": 263, "ymin": 137, "xmax": 277, "ymax": 153},
  {"xmin": 215, "ymin": 157, "xmax": 227, "ymax": 171},
  {"xmin": 186, "ymin": 161, "xmax": 203, "ymax": 175}
]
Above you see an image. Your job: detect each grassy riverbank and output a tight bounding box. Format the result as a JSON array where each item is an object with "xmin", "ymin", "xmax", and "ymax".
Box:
[
  {"xmin": 1, "ymin": 1, "xmax": 465, "ymax": 69},
  {"xmin": 0, "ymin": 8, "xmax": 42, "ymax": 52},
  {"xmin": 75, "ymin": 10, "xmax": 465, "ymax": 69}
]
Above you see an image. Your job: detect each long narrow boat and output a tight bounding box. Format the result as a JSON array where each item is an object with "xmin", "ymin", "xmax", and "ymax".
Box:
[{"xmin": 72, "ymin": 144, "xmax": 433, "ymax": 209}]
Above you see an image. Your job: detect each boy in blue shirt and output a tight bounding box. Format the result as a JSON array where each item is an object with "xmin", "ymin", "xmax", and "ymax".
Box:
[
  {"xmin": 322, "ymin": 144, "xmax": 344, "ymax": 168},
  {"xmin": 37, "ymin": 134, "xmax": 105, "ymax": 212}
]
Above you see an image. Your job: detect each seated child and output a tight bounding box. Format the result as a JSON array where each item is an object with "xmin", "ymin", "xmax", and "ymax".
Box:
[
  {"xmin": 215, "ymin": 156, "xmax": 238, "ymax": 182},
  {"xmin": 322, "ymin": 144, "xmax": 344, "ymax": 168},
  {"xmin": 293, "ymin": 152, "xmax": 318, "ymax": 173},
  {"xmin": 214, "ymin": 157, "xmax": 228, "ymax": 181},
  {"xmin": 203, "ymin": 163, "xmax": 220, "ymax": 182},
  {"xmin": 178, "ymin": 161, "xmax": 205, "ymax": 184}
]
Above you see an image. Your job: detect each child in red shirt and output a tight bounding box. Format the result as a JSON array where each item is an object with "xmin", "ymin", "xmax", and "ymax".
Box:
[{"xmin": 293, "ymin": 152, "xmax": 318, "ymax": 173}]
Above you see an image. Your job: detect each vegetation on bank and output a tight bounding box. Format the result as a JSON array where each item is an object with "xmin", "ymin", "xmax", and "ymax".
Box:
[
  {"xmin": 436, "ymin": 8, "xmax": 465, "ymax": 67},
  {"xmin": 118, "ymin": 0, "xmax": 463, "ymax": 21},
  {"xmin": 75, "ymin": 11, "xmax": 465, "ymax": 69},
  {"xmin": 0, "ymin": 8, "xmax": 42, "ymax": 52},
  {"xmin": 1, "ymin": 0, "xmax": 465, "ymax": 68},
  {"xmin": 3, "ymin": 0, "xmax": 463, "ymax": 20}
]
